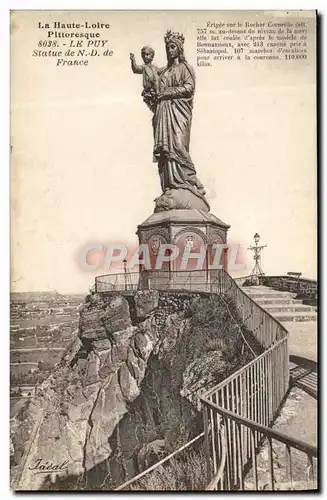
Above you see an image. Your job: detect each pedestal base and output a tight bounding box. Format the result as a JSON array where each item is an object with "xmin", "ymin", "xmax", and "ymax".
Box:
[{"xmin": 137, "ymin": 209, "xmax": 230, "ymax": 272}]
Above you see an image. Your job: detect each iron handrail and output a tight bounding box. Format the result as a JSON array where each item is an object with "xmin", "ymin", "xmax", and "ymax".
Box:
[
  {"xmin": 201, "ymin": 335, "xmax": 287, "ymax": 400},
  {"xmin": 114, "ymin": 431, "xmax": 205, "ymax": 491},
  {"xmin": 200, "ymin": 400, "xmax": 317, "ymax": 458},
  {"xmin": 206, "ymin": 426, "xmax": 227, "ymax": 491},
  {"xmin": 95, "ymin": 270, "xmax": 287, "ymax": 341},
  {"xmin": 95, "ymin": 271, "xmax": 140, "ymax": 280},
  {"xmin": 220, "ymin": 269, "xmax": 289, "ymax": 336},
  {"xmin": 217, "ymin": 293, "xmax": 257, "ymax": 358}
]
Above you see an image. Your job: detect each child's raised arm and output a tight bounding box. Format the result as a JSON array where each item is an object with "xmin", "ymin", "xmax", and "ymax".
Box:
[{"xmin": 130, "ymin": 53, "xmax": 143, "ymax": 74}]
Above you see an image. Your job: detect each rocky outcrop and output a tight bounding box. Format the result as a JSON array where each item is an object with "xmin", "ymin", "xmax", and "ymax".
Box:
[
  {"xmin": 134, "ymin": 289, "xmax": 159, "ymax": 319},
  {"xmin": 11, "ymin": 290, "xmax": 253, "ymax": 491}
]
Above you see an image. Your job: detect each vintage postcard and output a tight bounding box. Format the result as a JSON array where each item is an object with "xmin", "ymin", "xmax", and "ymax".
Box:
[{"xmin": 10, "ymin": 10, "xmax": 317, "ymax": 491}]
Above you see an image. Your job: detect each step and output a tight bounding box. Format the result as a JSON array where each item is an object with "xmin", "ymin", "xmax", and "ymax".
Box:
[
  {"xmin": 293, "ymin": 373, "xmax": 318, "ymax": 398},
  {"xmin": 262, "ymin": 304, "xmax": 314, "ymax": 313},
  {"xmin": 242, "ymin": 285, "xmax": 288, "ymax": 292},
  {"xmin": 255, "ymin": 297, "xmax": 302, "ymax": 305},
  {"xmin": 241, "ymin": 286, "xmax": 295, "ymax": 299},
  {"xmin": 243, "ymin": 291, "xmax": 295, "ymax": 300},
  {"xmin": 275, "ymin": 311, "xmax": 317, "ymax": 322}
]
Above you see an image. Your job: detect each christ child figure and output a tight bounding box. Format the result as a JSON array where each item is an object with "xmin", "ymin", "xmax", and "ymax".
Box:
[{"xmin": 130, "ymin": 46, "xmax": 159, "ymax": 110}]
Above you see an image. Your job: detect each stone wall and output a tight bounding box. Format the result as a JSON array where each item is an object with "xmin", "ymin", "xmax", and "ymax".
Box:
[{"xmin": 261, "ymin": 276, "xmax": 317, "ymax": 299}]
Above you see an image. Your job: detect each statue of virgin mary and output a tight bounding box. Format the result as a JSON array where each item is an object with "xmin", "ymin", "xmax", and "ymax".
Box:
[{"xmin": 151, "ymin": 31, "xmax": 210, "ymax": 212}]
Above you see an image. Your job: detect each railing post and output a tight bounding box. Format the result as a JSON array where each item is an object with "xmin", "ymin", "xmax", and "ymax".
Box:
[
  {"xmin": 268, "ymin": 352, "xmax": 273, "ymax": 423},
  {"xmin": 250, "ymin": 429, "xmax": 258, "ymax": 490},
  {"xmin": 307, "ymin": 453, "xmax": 314, "ymax": 489},
  {"xmin": 267, "ymin": 437, "xmax": 275, "ymax": 490},
  {"xmin": 203, "ymin": 404, "xmax": 212, "ymax": 485},
  {"xmin": 209, "ymin": 396, "xmax": 217, "ymax": 475},
  {"xmin": 285, "ymin": 444, "xmax": 293, "ymax": 489},
  {"xmin": 236, "ymin": 423, "xmax": 244, "ymax": 490},
  {"xmin": 224, "ymin": 415, "xmax": 232, "ymax": 490}
]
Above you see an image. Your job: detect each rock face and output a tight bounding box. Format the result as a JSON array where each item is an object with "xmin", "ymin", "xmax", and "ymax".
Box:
[
  {"xmin": 134, "ymin": 289, "xmax": 159, "ymax": 319},
  {"xmin": 10, "ymin": 290, "xmax": 253, "ymax": 491}
]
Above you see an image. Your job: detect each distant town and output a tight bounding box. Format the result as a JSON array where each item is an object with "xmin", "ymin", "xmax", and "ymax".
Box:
[{"xmin": 10, "ymin": 291, "xmax": 85, "ymax": 418}]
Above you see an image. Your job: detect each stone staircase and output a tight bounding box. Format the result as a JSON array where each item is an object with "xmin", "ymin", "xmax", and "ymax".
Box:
[
  {"xmin": 241, "ymin": 286, "xmax": 317, "ymax": 323},
  {"xmin": 241, "ymin": 285, "xmax": 317, "ymax": 398},
  {"xmin": 240, "ymin": 284, "xmax": 317, "ymax": 492}
]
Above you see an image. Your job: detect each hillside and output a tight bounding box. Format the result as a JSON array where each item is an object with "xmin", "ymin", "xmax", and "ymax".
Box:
[
  {"xmin": 11, "ymin": 289, "xmax": 257, "ymax": 491},
  {"xmin": 10, "ymin": 292, "xmax": 85, "ymax": 410}
]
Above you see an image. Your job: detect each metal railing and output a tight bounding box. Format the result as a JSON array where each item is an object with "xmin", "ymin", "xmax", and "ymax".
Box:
[
  {"xmin": 95, "ymin": 269, "xmax": 213, "ymax": 294},
  {"xmin": 206, "ymin": 426, "xmax": 227, "ymax": 490},
  {"xmin": 114, "ymin": 432, "xmax": 205, "ymax": 491},
  {"xmin": 201, "ymin": 398, "xmax": 317, "ymax": 490},
  {"xmin": 95, "ymin": 268, "xmax": 317, "ymax": 491},
  {"xmin": 95, "ymin": 272, "xmax": 140, "ymax": 292},
  {"xmin": 232, "ymin": 275, "xmax": 254, "ymax": 287},
  {"xmin": 211, "ymin": 270, "xmax": 286, "ymax": 348},
  {"xmin": 95, "ymin": 268, "xmax": 286, "ymax": 351},
  {"xmin": 200, "ymin": 271, "xmax": 317, "ymax": 491},
  {"xmin": 200, "ymin": 337, "xmax": 289, "ymax": 490}
]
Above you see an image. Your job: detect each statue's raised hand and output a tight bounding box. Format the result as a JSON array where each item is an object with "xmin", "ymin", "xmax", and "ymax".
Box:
[{"xmin": 130, "ymin": 53, "xmax": 135, "ymax": 60}]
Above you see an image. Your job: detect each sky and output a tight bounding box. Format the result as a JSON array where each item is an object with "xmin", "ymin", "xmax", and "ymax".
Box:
[{"xmin": 10, "ymin": 10, "xmax": 317, "ymax": 293}]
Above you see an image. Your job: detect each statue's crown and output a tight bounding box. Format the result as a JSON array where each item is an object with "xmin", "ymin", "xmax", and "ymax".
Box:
[{"xmin": 164, "ymin": 30, "xmax": 185, "ymax": 46}]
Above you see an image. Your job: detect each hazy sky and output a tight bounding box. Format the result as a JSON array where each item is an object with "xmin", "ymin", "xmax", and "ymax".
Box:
[{"xmin": 11, "ymin": 10, "xmax": 316, "ymax": 293}]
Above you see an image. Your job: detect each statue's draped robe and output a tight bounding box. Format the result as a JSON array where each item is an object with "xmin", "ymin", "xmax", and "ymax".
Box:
[{"xmin": 153, "ymin": 62, "xmax": 206, "ymax": 200}]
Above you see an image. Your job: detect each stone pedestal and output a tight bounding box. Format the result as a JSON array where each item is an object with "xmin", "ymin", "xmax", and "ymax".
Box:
[{"xmin": 137, "ymin": 209, "xmax": 230, "ymax": 273}]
